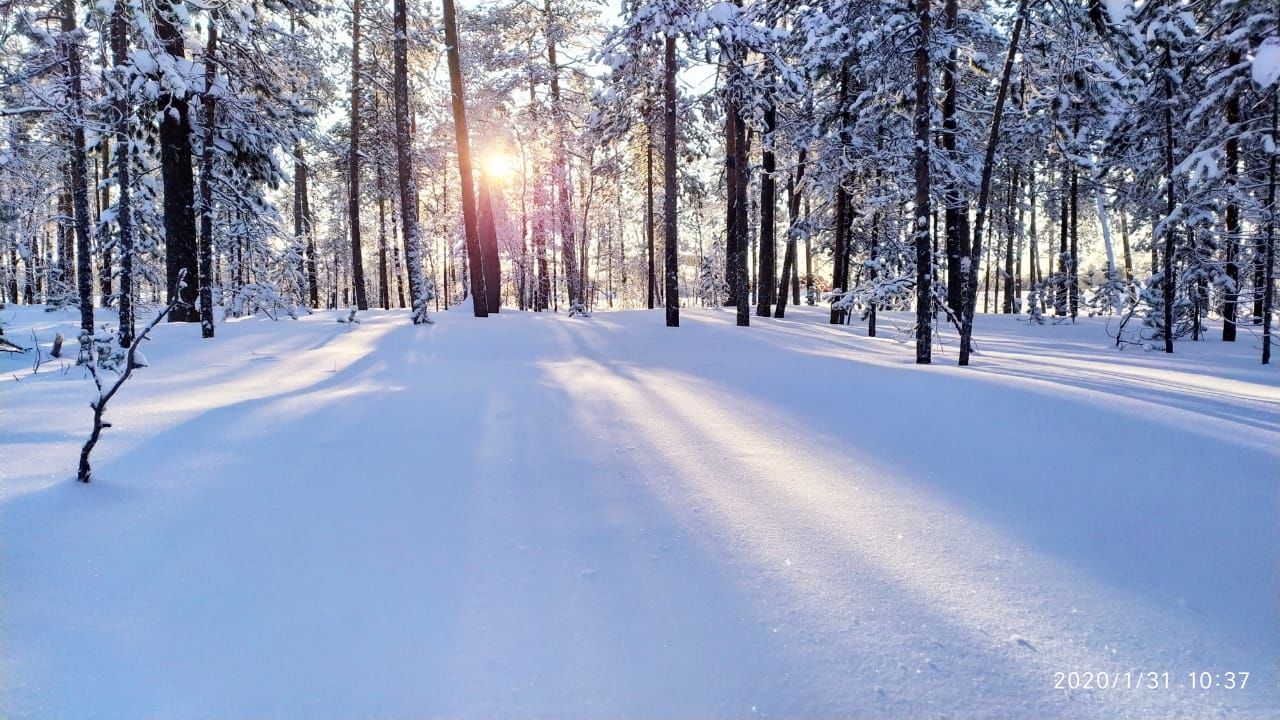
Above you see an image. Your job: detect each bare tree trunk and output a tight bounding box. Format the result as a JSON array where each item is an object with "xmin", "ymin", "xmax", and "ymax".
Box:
[
  {"xmin": 942, "ymin": 0, "xmax": 968, "ymax": 313},
  {"xmin": 197, "ymin": 17, "xmax": 217, "ymax": 338},
  {"xmin": 647, "ymin": 131, "xmax": 656, "ymax": 310},
  {"xmin": 957, "ymin": 0, "xmax": 1026, "ymax": 365},
  {"xmin": 442, "ymin": 0, "xmax": 487, "ymax": 316},
  {"xmin": 1003, "ymin": 168, "xmax": 1017, "ymax": 314},
  {"xmin": 347, "ymin": 0, "xmax": 369, "ymax": 310},
  {"xmin": 913, "ymin": 0, "xmax": 933, "ymax": 364},
  {"xmin": 377, "ymin": 170, "xmax": 391, "ymax": 310},
  {"xmin": 1029, "ymin": 165, "xmax": 1040, "ymax": 289},
  {"xmin": 1120, "ymin": 209, "xmax": 1133, "ymax": 283},
  {"xmin": 98, "ymin": 138, "xmax": 112, "ymax": 308},
  {"xmin": 756, "ymin": 101, "xmax": 776, "ymax": 317},
  {"xmin": 1161, "ymin": 44, "xmax": 1176, "ymax": 354},
  {"xmin": 1069, "ymin": 157, "xmax": 1079, "ymax": 318},
  {"xmin": 292, "ymin": 144, "xmax": 318, "ymax": 308},
  {"xmin": 1223, "ymin": 47, "xmax": 1240, "ymax": 341},
  {"xmin": 803, "ymin": 196, "xmax": 812, "ymax": 304},
  {"xmin": 478, "ymin": 172, "xmax": 502, "ymax": 310},
  {"xmin": 830, "ymin": 67, "xmax": 851, "ymax": 325},
  {"xmin": 1014, "ymin": 168, "xmax": 1025, "ymax": 311},
  {"xmin": 394, "ymin": 0, "xmax": 430, "ymax": 323},
  {"xmin": 533, "ymin": 168, "xmax": 550, "ymax": 311},
  {"xmin": 983, "ymin": 219, "xmax": 992, "ymax": 314},
  {"xmin": 62, "ymin": 0, "xmax": 95, "ymax": 342},
  {"xmin": 1263, "ymin": 91, "xmax": 1276, "ymax": 363},
  {"xmin": 774, "ymin": 148, "xmax": 806, "ymax": 319},
  {"xmin": 57, "ymin": 183, "xmax": 72, "ymax": 296},
  {"xmin": 7, "ymin": 245, "xmax": 19, "ymax": 305},
  {"xmin": 109, "ymin": 1, "xmax": 134, "ymax": 345},
  {"xmin": 663, "ymin": 33, "xmax": 679, "ymax": 327},
  {"xmin": 868, "ymin": 197, "xmax": 881, "ymax": 336},
  {"xmin": 546, "ymin": 0, "xmax": 580, "ymax": 311},
  {"xmin": 729, "ymin": 97, "xmax": 749, "ymax": 326},
  {"xmin": 724, "ymin": 104, "xmax": 738, "ymax": 308},
  {"xmin": 155, "ymin": 0, "xmax": 198, "ymax": 322}
]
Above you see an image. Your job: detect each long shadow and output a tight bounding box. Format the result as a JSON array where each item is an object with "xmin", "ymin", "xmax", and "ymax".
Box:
[
  {"xmin": 551, "ymin": 312, "xmax": 1279, "ymax": 674},
  {"xmin": 538, "ymin": 330, "xmax": 1275, "ymax": 717},
  {"xmin": 756, "ymin": 312, "xmax": 1278, "ymax": 442},
  {"xmin": 1, "ymin": 320, "xmax": 481, "ymax": 717}
]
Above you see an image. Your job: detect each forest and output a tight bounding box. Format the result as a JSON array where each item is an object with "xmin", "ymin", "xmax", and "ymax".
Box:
[
  {"xmin": 0, "ymin": 0, "xmax": 1275, "ymax": 362},
  {"xmin": 1, "ymin": 0, "xmax": 1278, "ymax": 718}
]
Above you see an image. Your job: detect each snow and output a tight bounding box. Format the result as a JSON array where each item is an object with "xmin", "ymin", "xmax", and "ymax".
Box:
[
  {"xmin": 1103, "ymin": 0, "xmax": 1131, "ymax": 25},
  {"xmin": 1253, "ymin": 37, "xmax": 1280, "ymax": 90},
  {"xmin": 2, "ymin": 304, "xmax": 1278, "ymax": 718},
  {"xmin": 704, "ymin": 1, "xmax": 738, "ymax": 25}
]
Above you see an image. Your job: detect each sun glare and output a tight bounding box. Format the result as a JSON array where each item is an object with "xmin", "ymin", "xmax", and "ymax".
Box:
[{"xmin": 482, "ymin": 151, "xmax": 516, "ymax": 182}]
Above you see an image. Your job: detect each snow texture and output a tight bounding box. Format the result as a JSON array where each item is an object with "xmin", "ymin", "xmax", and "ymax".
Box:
[
  {"xmin": 1253, "ymin": 37, "xmax": 1280, "ymax": 90},
  {"xmin": 1, "ymin": 304, "xmax": 1277, "ymax": 718}
]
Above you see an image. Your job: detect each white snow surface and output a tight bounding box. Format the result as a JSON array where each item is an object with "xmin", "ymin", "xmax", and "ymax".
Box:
[{"xmin": 2, "ymin": 304, "xmax": 1278, "ymax": 719}]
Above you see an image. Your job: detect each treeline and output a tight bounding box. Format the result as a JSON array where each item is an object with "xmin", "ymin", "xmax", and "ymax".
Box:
[
  {"xmin": 598, "ymin": 0, "xmax": 1278, "ymax": 362},
  {"xmin": 0, "ymin": 0, "xmax": 1276, "ymax": 364}
]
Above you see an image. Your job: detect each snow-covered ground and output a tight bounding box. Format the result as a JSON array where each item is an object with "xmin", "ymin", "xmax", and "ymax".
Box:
[{"xmin": 2, "ymin": 303, "xmax": 1277, "ymax": 719}]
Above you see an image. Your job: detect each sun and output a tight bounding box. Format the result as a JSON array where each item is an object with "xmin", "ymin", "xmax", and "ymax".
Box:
[{"xmin": 481, "ymin": 151, "xmax": 516, "ymax": 182}]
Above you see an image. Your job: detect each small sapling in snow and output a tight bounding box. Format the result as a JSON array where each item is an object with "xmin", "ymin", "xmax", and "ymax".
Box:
[
  {"xmin": 337, "ymin": 307, "xmax": 360, "ymax": 330},
  {"xmin": 78, "ymin": 281, "xmax": 185, "ymax": 483}
]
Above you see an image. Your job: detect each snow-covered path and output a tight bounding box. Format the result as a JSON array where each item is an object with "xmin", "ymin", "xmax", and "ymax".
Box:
[{"xmin": 2, "ymin": 306, "xmax": 1277, "ymax": 718}]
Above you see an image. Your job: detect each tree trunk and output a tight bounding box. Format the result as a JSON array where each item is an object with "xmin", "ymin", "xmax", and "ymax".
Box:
[
  {"xmin": 957, "ymin": 0, "xmax": 1026, "ymax": 365},
  {"xmin": 546, "ymin": 0, "xmax": 580, "ymax": 311},
  {"xmin": 534, "ymin": 169, "xmax": 550, "ymax": 311},
  {"xmin": 1029, "ymin": 166, "xmax": 1040, "ymax": 289},
  {"xmin": 1057, "ymin": 168, "xmax": 1069, "ymax": 314},
  {"xmin": 647, "ymin": 132, "xmax": 656, "ymax": 310},
  {"xmin": 62, "ymin": 0, "xmax": 94, "ymax": 342},
  {"xmin": 57, "ymin": 183, "xmax": 72, "ymax": 296},
  {"xmin": 109, "ymin": 0, "xmax": 134, "ymax": 345},
  {"xmin": 1263, "ymin": 92, "xmax": 1276, "ymax": 363},
  {"xmin": 1014, "ymin": 169, "xmax": 1025, "ymax": 310},
  {"xmin": 1223, "ymin": 47, "xmax": 1240, "ymax": 341},
  {"xmin": 347, "ymin": 0, "xmax": 369, "ymax": 310},
  {"xmin": 155, "ymin": 0, "xmax": 198, "ymax": 322},
  {"xmin": 830, "ymin": 67, "xmax": 851, "ymax": 325},
  {"xmin": 377, "ymin": 166, "xmax": 391, "ymax": 310},
  {"xmin": 1003, "ymin": 168, "xmax": 1017, "ymax": 314},
  {"xmin": 442, "ymin": 0, "xmax": 487, "ymax": 316},
  {"xmin": 756, "ymin": 102, "xmax": 777, "ymax": 317},
  {"xmin": 1069, "ymin": 159, "xmax": 1079, "ymax": 318},
  {"xmin": 1120, "ymin": 204, "xmax": 1132, "ymax": 283},
  {"xmin": 394, "ymin": 0, "xmax": 430, "ymax": 323},
  {"xmin": 293, "ymin": 144, "xmax": 318, "ymax": 308},
  {"xmin": 1162, "ymin": 44, "xmax": 1176, "ymax": 354},
  {"xmin": 942, "ymin": 0, "xmax": 968, "ymax": 313},
  {"xmin": 774, "ymin": 148, "xmax": 806, "ymax": 319},
  {"xmin": 1093, "ymin": 174, "xmax": 1119, "ymax": 311},
  {"xmin": 98, "ymin": 138, "xmax": 112, "ymax": 308},
  {"xmin": 478, "ymin": 171, "xmax": 502, "ymax": 310},
  {"xmin": 729, "ymin": 97, "xmax": 749, "ymax": 326},
  {"xmin": 663, "ymin": 34, "xmax": 679, "ymax": 327},
  {"xmin": 8, "ymin": 245, "xmax": 20, "ymax": 305},
  {"xmin": 913, "ymin": 0, "xmax": 933, "ymax": 364},
  {"xmin": 867, "ymin": 204, "xmax": 880, "ymax": 336},
  {"xmin": 197, "ymin": 17, "xmax": 217, "ymax": 338},
  {"xmin": 803, "ymin": 196, "xmax": 812, "ymax": 303},
  {"xmin": 982, "ymin": 219, "xmax": 991, "ymax": 314},
  {"xmin": 724, "ymin": 101, "xmax": 738, "ymax": 308}
]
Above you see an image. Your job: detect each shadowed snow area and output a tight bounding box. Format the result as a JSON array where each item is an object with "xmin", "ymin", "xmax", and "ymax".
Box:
[{"xmin": 2, "ymin": 304, "xmax": 1277, "ymax": 718}]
